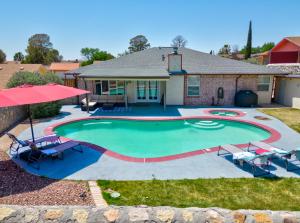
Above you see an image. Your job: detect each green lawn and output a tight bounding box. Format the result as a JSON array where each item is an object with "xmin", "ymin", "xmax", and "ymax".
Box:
[
  {"xmin": 259, "ymin": 108, "xmax": 300, "ymax": 133},
  {"xmin": 98, "ymin": 178, "xmax": 300, "ymax": 210}
]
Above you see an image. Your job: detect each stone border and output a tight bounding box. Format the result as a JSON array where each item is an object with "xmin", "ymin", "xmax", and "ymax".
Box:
[
  {"xmin": 44, "ymin": 116, "xmax": 281, "ymax": 163},
  {"xmin": 0, "ymin": 205, "xmax": 300, "ymax": 223}
]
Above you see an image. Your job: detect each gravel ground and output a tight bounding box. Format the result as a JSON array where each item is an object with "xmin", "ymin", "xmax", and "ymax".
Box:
[
  {"xmin": 0, "ymin": 151, "xmax": 94, "ymax": 205},
  {"xmin": 0, "ymin": 122, "xmax": 94, "ymax": 206}
]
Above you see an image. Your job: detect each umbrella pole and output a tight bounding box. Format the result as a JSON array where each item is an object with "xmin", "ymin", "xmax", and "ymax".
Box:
[{"xmin": 28, "ymin": 105, "xmax": 35, "ymax": 142}]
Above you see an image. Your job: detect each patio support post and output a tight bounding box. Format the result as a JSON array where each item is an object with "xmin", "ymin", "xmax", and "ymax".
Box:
[
  {"xmin": 125, "ymin": 81, "xmax": 128, "ymax": 110},
  {"xmin": 164, "ymin": 81, "xmax": 167, "ymax": 111},
  {"xmin": 28, "ymin": 105, "xmax": 35, "ymax": 142},
  {"xmin": 83, "ymin": 78, "xmax": 89, "ymax": 113}
]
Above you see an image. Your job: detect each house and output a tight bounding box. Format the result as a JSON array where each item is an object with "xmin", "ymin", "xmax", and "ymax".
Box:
[
  {"xmin": 0, "ymin": 61, "xmax": 47, "ymax": 89},
  {"xmin": 66, "ymin": 47, "xmax": 285, "ymax": 107},
  {"xmin": 49, "ymin": 62, "xmax": 80, "ymax": 87},
  {"xmin": 49, "ymin": 62, "xmax": 80, "ymax": 73},
  {"xmin": 251, "ymin": 51, "xmax": 270, "ymax": 65},
  {"xmin": 270, "ymin": 37, "xmax": 300, "ymax": 64},
  {"xmin": 266, "ymin": 36, "xmax": 300, "ymax": 108}
]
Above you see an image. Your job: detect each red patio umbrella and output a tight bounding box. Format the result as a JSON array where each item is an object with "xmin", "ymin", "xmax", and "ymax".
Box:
[{"xmin": 0, "ymin": 83, "xmax": 90, "ymax": 141}]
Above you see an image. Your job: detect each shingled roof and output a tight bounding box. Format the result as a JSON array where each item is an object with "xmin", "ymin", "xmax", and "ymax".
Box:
[{"xmin": 67, "ymin": 47, "xmax": 287, "ymax": 78}]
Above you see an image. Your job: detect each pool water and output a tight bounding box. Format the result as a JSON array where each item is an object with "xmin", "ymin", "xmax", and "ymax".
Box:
[
  {"xmin": 209, "ymin": 110, "xmax": 239, "ymax": 117},
  {"xmin": 54, "ymin": 119, "xmax": 271, "ymax": 158}
]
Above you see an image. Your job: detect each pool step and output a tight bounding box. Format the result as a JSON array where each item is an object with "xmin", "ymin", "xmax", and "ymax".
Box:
[{"xmin": 184, "ymin": 120, "xmax": 225, "ymax": 129}]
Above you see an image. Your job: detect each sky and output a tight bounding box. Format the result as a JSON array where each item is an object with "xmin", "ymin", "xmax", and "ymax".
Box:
[{"xmin": 1, "ymin": 0, "xmax": 299, "ymax": 60}]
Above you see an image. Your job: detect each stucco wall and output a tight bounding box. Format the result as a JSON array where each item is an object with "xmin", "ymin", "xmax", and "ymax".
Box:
[
  {"xmin": 257, "ymin": 76, "xmax": 274, "ymax": 104},
  {"xmin": 184, "ymin": 75, "xmax": 261, "ymax": 106},
  {"xmin": 0, "ymin": 106, "xmax": 27, "ymax": 134},
  {"xmin": 275, "ymin": 77, "xmax": 300, "ymax": 108},
  {"xmin": 166, "ymin": 76, "xmax": 184, "ymax": 105}
]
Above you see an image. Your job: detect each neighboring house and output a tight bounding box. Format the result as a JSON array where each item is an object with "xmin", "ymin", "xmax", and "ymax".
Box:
[
  {"xmin": 49, "ymin": 62, "xmax": 80, "ymax": 73},
  {"xmin": 66, "ymin": 47, "xmax": 285, "ymax": 107},
  {"xmin": 267, "ymin": 36, "xmax": 300, "ymax": 108},
  {"xmin": 251, "ymin": 51, "xmax": 270, "ymax": 65},
  {"xmin": 270, "ymin": 37, "xmax": 300, "ymax": 63},
  {"xmin": 49, "ymin": 62, "xmax": 80, "ymax": 87},
  {"xmin": 0, "ymin": 61, "xmax": 46, "ymax": 89}
]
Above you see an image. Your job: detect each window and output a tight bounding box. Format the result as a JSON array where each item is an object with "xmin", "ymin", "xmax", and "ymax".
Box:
[
  {"xmin": 94, "ymin": 80, "xmax": 125, "ymax": 95},
  {"xmin": 102, "ymin": 81, "xmax": 109, "ymax": 95},
  {"xmin": 258, "ymin": 76, "xmax": 271, "ymax": 91},
  {"xmin": 117, "ymin": 81, "xmax": 125, "ymax": 95},
  {"xmin": 187, "ymin": 76, "xmax": 200, "ymax": 96},
  {"xmin": 109, "ymin": 81, "xmax": 117, "ymax": 95},
  {"xmin": 149, "ymin": 81, "xmax": 158, "ymax": 100},
  {"xmin": 95, "ymin": 81, "xmax": 102, "ymax": 95}
]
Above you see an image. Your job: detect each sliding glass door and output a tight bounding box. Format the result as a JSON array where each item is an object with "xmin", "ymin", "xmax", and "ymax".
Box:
[{"xmin": 136, "ymin": 81, "xmax": 160, "ymax": 102}]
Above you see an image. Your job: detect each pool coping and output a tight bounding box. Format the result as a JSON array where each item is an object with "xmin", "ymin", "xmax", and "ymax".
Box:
[
  {"xmin": 203, "ymin": 109, "xmax": 246, "ymax": 117},
  {"xmin": 44, "ymin": 116, "xmax": 281, "ymax": 163}
]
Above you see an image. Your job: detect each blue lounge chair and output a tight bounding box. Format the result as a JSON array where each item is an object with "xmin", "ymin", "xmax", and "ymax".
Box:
[
  {"xmin": 6, "ymin": 133, "xmax": 61, "ymax": 156},
  {"xmin": 28, "ymin": 141, "xmax": 83, "ymax": 169}
]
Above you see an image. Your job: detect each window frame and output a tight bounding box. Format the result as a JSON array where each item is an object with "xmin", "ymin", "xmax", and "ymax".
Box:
[
  {"xmin": 187, "ymin": 75, "xmax": 200, "ymax": 96},
  {"xmin": 257, "ymin": 76, "xmax": 271, "ymax": 92},
  {"xmin": 94, "ymin": 80, "xmax": 125, "ymax": 95}
]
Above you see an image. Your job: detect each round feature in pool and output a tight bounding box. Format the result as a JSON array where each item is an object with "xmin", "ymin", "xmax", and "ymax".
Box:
[
  {"xmin": 51, "ymin": 117, "xmax": 279, "ymax": 161},
  {"xmin": 204, "ymin": 109, "xmax": 245, "ymax": 117}
]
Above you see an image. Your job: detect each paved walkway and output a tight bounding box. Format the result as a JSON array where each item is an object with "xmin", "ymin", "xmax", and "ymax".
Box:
[{"xmin": 10, "ymin": 105, "xmax": 300, "ymax": 180}]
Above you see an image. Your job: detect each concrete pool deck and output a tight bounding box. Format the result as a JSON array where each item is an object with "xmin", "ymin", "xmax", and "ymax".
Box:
[{"xmin": 11, "ymin": 105, "xmax": 300, "ymax": 180}]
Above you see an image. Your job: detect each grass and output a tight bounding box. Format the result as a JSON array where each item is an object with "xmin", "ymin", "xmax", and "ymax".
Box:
[
  {"xmin": 259, "ymin": 108, "xmax": 300, "ymax": 133},
  {"xmin": 98, "ymin": 178, "xmax": 300, "ymax": 211}
]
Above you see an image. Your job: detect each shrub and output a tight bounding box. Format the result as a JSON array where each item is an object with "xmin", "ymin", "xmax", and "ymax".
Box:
[{"xmin": 6, "ymin": 71, "xmax": 63, "ymax": 118}]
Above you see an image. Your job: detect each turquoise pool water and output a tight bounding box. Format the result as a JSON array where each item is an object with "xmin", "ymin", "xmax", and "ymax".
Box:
[{"xmin": 54, "ymin": 119, "xmax": 271, "ymax": 158}]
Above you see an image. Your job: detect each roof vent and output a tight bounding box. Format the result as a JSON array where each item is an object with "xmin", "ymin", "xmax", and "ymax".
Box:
[
  {"xmin": 20, "ymin": 67, "xmax": 24, "ymax": 70},
  {"xmin": 0, "ymin": 67, "xmax": 2, "ymax": 70}
]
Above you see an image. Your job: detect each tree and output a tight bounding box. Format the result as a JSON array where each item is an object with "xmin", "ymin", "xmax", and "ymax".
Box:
[
  {"xmin": 218, "ymin": 44, "xmax": 231, "ymax": 55},
  {"xmin": 7, "ymin": 71, "xmax": 63, "ymax": 118},
  {"xmin": 260, "ymin": 42, "xmax": 275, "ymax": 52},
  {"xmin": 128, "ymin": 35, "xmax": 150, "ymax": 53},
  {"xmin": 245, "ymin": 21, "xmax": 252, "ymax": 59},
  {"xmin": 80, "ymin": 48, "xmax": 100, "ymax": 60},
  {"xmin": 240, "ymin": 42, "xmax": 275, "ymax": 55},
  {"xmin": 92, "ymin": 51, "xmax": 114, "ymax": 61},
  {"xmin": 23, "ymin": 34, "xmax": 62, "ymax": 65},
  {"xmin": 0, "ymin": 49, "xmax": 6, "ymax": 63},
  {"xmin": 13, "ymin": 52, "xmax": 25, "ymax": 62},
  {"xmin": 171, "ymin": 35, "xmax": 187, "ymax": 48},
  {"xmin": 80, "ymin": 48, "xmax": 115, "ymax": 66}
]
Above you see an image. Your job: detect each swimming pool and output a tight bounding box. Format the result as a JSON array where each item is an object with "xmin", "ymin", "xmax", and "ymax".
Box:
[{"xmin": 52, "ymin": 117, "xmax": 276, "ymax": 159}]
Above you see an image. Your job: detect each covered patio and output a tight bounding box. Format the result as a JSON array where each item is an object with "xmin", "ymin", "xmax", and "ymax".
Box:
[{"xmin": 78, "ymin": 77, "xmax": 169, "ymax": 110}]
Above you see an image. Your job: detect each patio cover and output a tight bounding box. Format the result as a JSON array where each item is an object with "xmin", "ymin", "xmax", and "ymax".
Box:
[
  {"xmin": 0, "ymin": 83, "xmax": 90, "ymax": 141},
  {"xmin": 0, "ymin": 83, "xmax": 89, "ymax": 107}
]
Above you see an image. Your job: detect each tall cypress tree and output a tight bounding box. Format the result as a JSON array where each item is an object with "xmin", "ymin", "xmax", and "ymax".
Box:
[{"xmin": 245, "ymin": 21, "xmax": 252, "ymax": 59}]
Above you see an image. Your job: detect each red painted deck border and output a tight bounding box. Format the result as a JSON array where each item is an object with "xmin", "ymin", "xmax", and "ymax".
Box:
[
  {"xmin": 203, "ymin": 109, "xmax": 246, "ymax": 117},
  {"xmin": 44, "ymin": 116, "xmax": 281, "ymax": 163}
]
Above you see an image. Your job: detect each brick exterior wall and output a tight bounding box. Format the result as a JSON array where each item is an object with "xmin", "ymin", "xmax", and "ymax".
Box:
[{"xmin": 184, "ymin": 75, "xmax": 258, "ymax": 106}]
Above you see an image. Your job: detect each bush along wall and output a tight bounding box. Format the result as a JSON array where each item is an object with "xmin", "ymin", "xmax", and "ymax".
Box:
[{"xmin": 6, "ymin": 71, "xmax": 63, "ymax": 119}]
